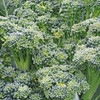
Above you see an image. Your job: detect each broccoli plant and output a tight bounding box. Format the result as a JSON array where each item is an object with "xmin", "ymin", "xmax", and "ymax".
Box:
[
  {"xmin": 0, "ymin": 0, "xmax": 100, "ymax": 100},
  {"xmin": 10, "ymin": 0, "xmax": 99, "ymax": 45},
  {"xmin": 0, "ymin": 15, "xmax": 45, "ymax": 71},
  {"xmin": 14, "ymin": 72, "xmax": 34, "ymax": 87},
  {"xmin": 73, "ymin": 45, "xmax": 100, "ymax": 100},
  {"xmin": 71, "ymin": 17, "xmax": 100, "ymax": 100},
  {"xmin": 3, "ymin": 82, "xmax": 32, "ymax": 100},
  {"xmin": 73, "ymin": 34, "xmax": 100, "ymax": 100},
  {"xmin": 71, "ymin": 18, "xmax": 99, "ymax": 40},
  {"xmin": 0, "ymin": 70, "xmax": 43, "ymax": 100},
  {"xmin": 0, "ymin": 15, "xmax": 70, "ymax": 71},
  {"xmin": 36, "ymin": 65, "xmax": 89, "ymax": 100}
]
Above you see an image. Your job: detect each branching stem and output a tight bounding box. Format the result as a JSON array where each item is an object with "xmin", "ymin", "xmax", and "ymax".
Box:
[{"xmin": 3, "ymin": 0, "xmax": 8, "ymax": 17}]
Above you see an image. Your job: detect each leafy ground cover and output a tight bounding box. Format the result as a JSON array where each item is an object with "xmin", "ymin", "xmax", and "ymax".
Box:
[{"xmin": 0, "ymin": 0, "xmax": 100, "ymax": 100}]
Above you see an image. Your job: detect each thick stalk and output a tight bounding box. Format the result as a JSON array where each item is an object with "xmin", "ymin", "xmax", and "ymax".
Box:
[
  {"xmin": 19, "ymin": 49, "xmax": 30, "ymax": 71},
  {"xmin": 24, "ymin": 48, "xmax": 30, "ymax": 71},
  {"xmin": 10, "ymin": 48, "xmax": 30, "ymax": 71},
  {"xmin": 82, "ymin": 66, "xmax": 100, "ymax": 100},
  {"xmin": 82, "ymin": 78, "xmax": 100, "ymax": 100},
  {"xmin": 18, "ymin": 50, "xmax": 24, "ymax": 62},
  {"xmin": 95, "ymin": 95, "xmax": 100, "ymax": 100},
  {"xmin": 87, "ymin": 65, "xmax": 91, "ymax": 84}
]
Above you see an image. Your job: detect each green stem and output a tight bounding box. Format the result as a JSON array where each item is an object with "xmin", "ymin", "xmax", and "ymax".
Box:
[
  {"xmin": 69, "ymin": 52, "xmax": 72, "ymax": 62},
  {"xmin": 42, "ymin": 23, "xmax": 47, "ymax": 33},
  {"xmin": 9, "ymin": 48, "xmax": 20, "ymax": 68},
  {"xmin": 95, "ymin": 94, "xmax": 100, "ymax": 100},
  {"xmin": 18, "ymin": 50, "xmax": 24, "ymax": 62},
  {"xmin": 19, "ymin": 48, "xmax": 30, "ymax": 71},
  {"xmin": 0, "ymin": 11, "xmax": 5, "ymax": 16},
  {"xmin": 3, "ymin": 0, "xmax": 8, "ymax": 17},
  {"xmin": 83, "ymin": 0, "xmax": 87, "ymax": 6},
  {"xmin": 93, "ymin": 6, "xmax": 100, "ymax": 18},
  {"xmin": 25, "ymin": 48, "xmax": 30, "ymax": 71},
  {"xmin": 86, "ymin": 6, "xmax": 91, "ymax": 19},
  {"xmin": 57, "ymin": 37, "xmax": 63, "ymax": 47},
  {"xmin": 82, "ymin": 80, "xmax": 100, "ymax": 100},
  {"xmin": 87, "ymin": 65, "xmax": 90, "ymax": 83},
  {"xmin": 18, "ymin": 50, "xmax": 25, "ymax": 70},
  {"xmin": 35, "ymin": 64, "xmax": 39, "ymax": 70},
  {"xmin": 82, "ymin": 67, "xmax": 100, "ymax": 100},
  {"xmin": 0, "ymin": 39, "xmax": 2, "ymax": 49},
  {"xmin": 77, "ymin": 10, "xmax": 82, "ymax": 23},
  {"xmin": 90, "ymin": 68, "xmax": 100, "ymax": 87},
  {"xmin": 10, "ymin": 48, "xmax": 31, "ymax": 71}
]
